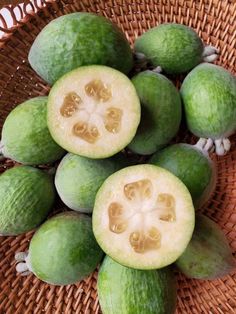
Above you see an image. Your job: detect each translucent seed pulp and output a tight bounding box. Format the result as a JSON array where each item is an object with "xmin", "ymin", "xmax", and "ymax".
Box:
[
  {"xmin": 60, "ymin": 92, "xmax": 81, "ymax": 117},
  {"xmin": 108, "ymin": 179, "xmax": 176, "ymax": 254},
  {"xmin": 85, "ymin": 79, "xmax": 112, "ymax": 102},
  {"xmin": 104, "ymin": 107, "xmax": 123, "ymax": 134},
  {"xmin": 73, "ymin": 122, "xmax": 100, "ymax": 144}
]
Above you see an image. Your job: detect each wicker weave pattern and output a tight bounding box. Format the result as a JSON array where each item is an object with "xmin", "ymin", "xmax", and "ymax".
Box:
[{"xmin": 0, "ymin": 1, "xmax": 235, "ymax": 313}]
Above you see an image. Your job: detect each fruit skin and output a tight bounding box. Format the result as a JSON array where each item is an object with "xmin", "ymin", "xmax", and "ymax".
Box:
[
  {"xmin": 128, "ymin": 71, "xmax": 182, "ymax": 155},
  {"xmin": 98, "ymin": 256, "xmax": 177, "ymax": 314},
  {"xmin": 28, "ymin": 211, "xmax": 103, "ymax": 285},
  {"xmin": 150, "ymin": 143, "xmax": 216, "ymax": 208},
  {"xmin": 135, "ymin": 23, "xmax": 204, "ymax": 74},
  {"xmin": 181, "ymin": 63, "xmax": 236, "ymax": 139},
  {"xmin": 1, "ymin": 97, "xmax": 65, "ymax": 165},
  {"xmin": 0, "ymin": 166, "xmax": 55, "ymax": 235},
  {"xmin": 176, "ymin": 214, "xmax": 236, "ymax": 279},
  {"xmin": 29, "ymin": 12, "xmax": 133, "ymax": 85},
  {"xmin": 55, "ymin": 153, "xmax": 127, "ymax": 213}
]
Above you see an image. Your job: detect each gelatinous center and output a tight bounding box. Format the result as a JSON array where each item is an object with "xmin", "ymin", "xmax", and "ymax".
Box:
[
  {"xmin": 59, "ymin": 79, "xmax": 123, "ymax": 144},
  {"xmin": 108, "ymin": 179, "xmax": 176, "ymax": 254}
]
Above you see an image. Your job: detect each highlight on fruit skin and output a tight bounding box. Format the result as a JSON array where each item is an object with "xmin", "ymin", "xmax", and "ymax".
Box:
[
  {"xmin": 0, "ymin": 97, "xmax": 65, "ymax": 165},
  {"xmin": 176, "ymin": 214, "xmax": 236, "ymax": 280},
  {"xmin": 0, "ymin": 166, "xmax": 55, "ymax": 236},
  {"xmin": 93, "ymin": 164, "xmax": 195, "ymax": 270},
  {"xmin": 47, "ymin": 65, "xmax": 141, "ymax": 159},
  {"xmin": 98, "ymin": 256, "xmax": 177, "ymax": 314},
  {"xmin": 15, "ymin": 211, "xmax": 103, "ymax": 285},
  {"xmin": 134, "ymin": 23, "xmax": 219, "ymax": 75},
  {"xmin": 55, "ymin": 153, "xmax": 128, "ymax": 214},
  {"xmin": 150, "ymin": 142, "xmax": 217, "ymax": 209},
  {"xmin": 128, "ymin": 70, "xmax": 182, "ymax": 155},
  {"xmin": 181, "ymin": 63, "xmax": 236, "ymax": 156},
  {"xmin": 28, "ymin": 12, "xmax": 133, "ymax": 85}
]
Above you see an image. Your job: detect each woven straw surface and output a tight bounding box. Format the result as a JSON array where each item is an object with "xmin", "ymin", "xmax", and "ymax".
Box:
[{"xmin": 0, "ymin": 0, "xmax": 235, "ymax": 313}]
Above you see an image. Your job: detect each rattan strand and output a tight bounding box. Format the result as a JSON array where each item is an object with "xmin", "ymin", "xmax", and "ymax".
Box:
[{"xmin": 0, "ymin": 1, "xmax": 235, "ymax": 313}]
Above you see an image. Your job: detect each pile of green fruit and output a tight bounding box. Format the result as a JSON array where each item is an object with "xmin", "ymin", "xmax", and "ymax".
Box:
[{"xmin": 0, "ymin": 12, "xmax": 235, "ymax": 314}]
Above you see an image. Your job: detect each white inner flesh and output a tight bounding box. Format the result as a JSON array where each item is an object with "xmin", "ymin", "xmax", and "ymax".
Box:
[
  {"xmin": 48, "ymin": 67, "xmax": 140, "ymax": 157},
  {"xmin": 93, "ymin": 165, "xmax": 194, "ymax": 268}
]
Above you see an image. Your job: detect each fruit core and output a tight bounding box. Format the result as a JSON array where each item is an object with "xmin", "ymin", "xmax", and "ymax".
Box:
[
  {"xmin": 59, "ymin": 79, "xmax": 123, "ymax": 144},
  {"xmin": 108, "ymin": 179, "xmax": 176, "ymax": 253}
]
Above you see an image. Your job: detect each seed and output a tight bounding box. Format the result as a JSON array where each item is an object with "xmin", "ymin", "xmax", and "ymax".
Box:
[
  {"xmin": 85, "ymin": 79, "xmax": 112, "ymax": 102},
  {"xmin": 73, "ymin": 122, "xmax": 100, "ymax": 144},
  {"xmin": 60, "ymin": 92, "xmax": 81, "ymax": 117}
]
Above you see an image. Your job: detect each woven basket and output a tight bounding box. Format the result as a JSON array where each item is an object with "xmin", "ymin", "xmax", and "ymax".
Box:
[{"xmin": 0, "ymin": 0, "xmax": 235, "ymax": 313}]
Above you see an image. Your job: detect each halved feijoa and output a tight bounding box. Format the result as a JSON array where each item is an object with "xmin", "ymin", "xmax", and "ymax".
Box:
[
  {"xmin": 93, "ymin": 164, "xmax": 195, "ymax": 269},
  {"xmin": 47, "ymin": 65, "xmax": 141, "ymax": 158}
]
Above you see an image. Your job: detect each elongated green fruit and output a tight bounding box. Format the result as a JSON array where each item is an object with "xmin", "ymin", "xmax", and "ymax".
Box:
[
  {"xmin": 29, "ymin": 12, "xmax": 133, "ymax": 84},
  {"xmin": 0, "ymin": 166, "xmax": 55, "ymax": 235},
  {"xmin": 0, "ymin": 97, "xmax": 65, "ymax": 165},
  {"xmin": 98, "ymin": 256, "xmax": 177, "ymax": 314},
  {"xmin": 150, "ymin": 143, "xmax": 216, "ymax": 208},
  {"xmin": 128, "ymin": 71, "xmax": 181, "ymax": 155},
  {"xmin": 16, "ymin": 212, "xmax": 103, "ymax": 285},
  {"xmin": 181, "ymin": 63, "xmax": 236, "ymax": 155},
  {"xmin": 55, "ymin": 153, "xmax": 127, "ymax": 213},
  {"xmin": 135, "ymin": 23, "xmax": 218, "ymax": 74},
  {"xmin": 176, "ymin": 214, "xmax": 236, "ymax": 279}
]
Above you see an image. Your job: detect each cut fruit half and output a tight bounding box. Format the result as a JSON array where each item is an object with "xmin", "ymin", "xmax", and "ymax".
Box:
[
  {"xmin": 47, "ymin": 65, "xmax": 141, "ymax": 158},
  {"xmin": 93, "ymin": 164, "xmax": 195, "ymax": 269}
]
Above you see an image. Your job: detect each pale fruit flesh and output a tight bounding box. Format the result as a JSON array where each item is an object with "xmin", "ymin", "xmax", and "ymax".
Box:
[
  {"xmin": 93, "ymin": 164, "xmax": 195, "ymax": 269},
  {"xmin": 47, "ymin": 65, "xmax": 141, "ymax": 159}
]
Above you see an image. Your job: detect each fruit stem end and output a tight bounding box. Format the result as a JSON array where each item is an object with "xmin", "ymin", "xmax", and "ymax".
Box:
[
  {"xmin": 202, "ymin": 45, "xmax": 219, "ymax": 63},
  {"xmin": 15, "ymin": 251, "xmax": 32, "ymax": 276}
]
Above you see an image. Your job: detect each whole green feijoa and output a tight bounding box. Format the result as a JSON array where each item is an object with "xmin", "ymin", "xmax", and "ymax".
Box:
[
  {"xmin": 98, "ymin": 256, "xmax": 177, "ymax": 314},
  {"xmin": 0, "ymin": 166, "xmax": 55, "ymax": 236},
  {"xmin": 128, "ymin": 71, "xmax": 181, "ymax": 155},
  {"xmin": 0, "ymin": 97, "xmax": 65, "ymax": 165},
  {"xmin": 29, "ymin": 13, "xmax": 133, "ymax": 85},
  {"xmin": 55, "ymin": 153, "xmax": 127, "ymax": 213},
  {"xmin": 181, "ymin": 63, "xmax": 236, "ymax": 155},
  {"xmin": 176, "ymin": 214, "xmax": 236, "ymax": 280},
  {"xmin": 16, "ymin": 212, "xmax": 103, "ymax": 285},
  {"xmin": 134, "ymin": 23, "xmax": 218, "ymax": 74},
  {"xmin": 150, "ymin": 143, "xmax": 216, "ymax": 208}
]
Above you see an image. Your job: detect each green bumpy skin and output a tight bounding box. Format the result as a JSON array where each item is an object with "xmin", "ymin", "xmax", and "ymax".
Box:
[
  {"xmin": 98, "ymin": 256, "xmax": 177, "ymax": 314},
  {"xmin": 181, "ymin": 63, "xmax": 236, "ymax": 139},
  {"xmin": 135, "ymin": 23, "xmax": 204, "ymax": 74},
  {"xmin": 150, "ymin": 143, "xmax": 216, "ymax": 208},
  {"xmin": 1, "ymin": 97, "xmax": 65, "ymax": 165},
  {"xmin": 0, "ymin": 166, "xmax": 55, "ymax": 235},
  {"xmin": 128, "ymin": 71, "xmax": 181, "ymax": 155},
  {"xmin": 55, "ymin": 153, "xmax": 127, "ymax": 213},
  {"xmin": 29, "ymin": 212, "xmax": 103, "ymax": 285},
  {"xmin": 176, "ymin": 214, "xmax": 236, "ymax": 279},
  {"xmin": 29, "ymin": 13, "xmax": 133, "ymax": 85}
]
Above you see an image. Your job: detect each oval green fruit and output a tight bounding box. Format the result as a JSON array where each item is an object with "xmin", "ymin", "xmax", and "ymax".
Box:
[
  {"xmin": 181, "ymin": 63, "xmax": 236, "ymax": 155},
  {"xmin": 98, "ymin": 256, "xmax": 177, "ymax": 314},
  {"xmin": 16, "ymin": 212, "xmax": 103, "ymax": 285},
  {"xmin": 176, "ymin": 214, "xmax": 236, "ymax": 279},
  {"xmin": 29, "ymin": 12, "xmax": 133, "ymax": 85},
  {"xmin": 55, "ymin": 153, "xmax": 128, "ymax": 213},
  {"xmin": 128, "ymin": 71, "xmax": 181, "ymax": 155},
  {"xmin": 0, "ymin": 166, "xmax": 55, "ymax": 235},
  {"xmin": 93, "ymin": 164, "xmax": 195, "ymax": 269},
  {"xmin": 0, "ymin": 97, "xmax": 65, "ymax": 165},
  {"xmin": 150, "ymin": 143, "xmax": 216, "ymax": 208},
  {"xmin": 47, "ymin": 65, "xmax": 141, "ymax": 158},
  {"xmin": 135, "ymin": 23, "xmax": 206, "ymax": 74}
]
